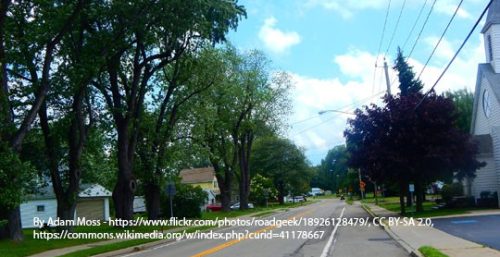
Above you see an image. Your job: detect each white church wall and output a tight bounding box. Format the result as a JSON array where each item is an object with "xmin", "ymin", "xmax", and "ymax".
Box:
[{"xmin": 473, "ymin": 79, "xmax": 500, "ymax": 135}]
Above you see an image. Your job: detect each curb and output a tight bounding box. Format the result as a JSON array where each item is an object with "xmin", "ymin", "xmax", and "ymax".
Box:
[
  {"xmin": 360, "ymin": 204, "xmax": 423, "ymax": 257},
  {"xmin": 93, "ymin": 238, "xmax": 177, "ymax": 257}
]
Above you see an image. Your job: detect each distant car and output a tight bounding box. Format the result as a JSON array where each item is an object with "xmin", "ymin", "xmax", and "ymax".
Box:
[
  {"xmin": 287, "ymin": 196, "xmax": 306, "ymax": 203},
  {"xmin": 206, "ymin": 204, "xmax": 222, "ymax": 212},
  {"xmin": 230, "ymin": 202, "xmax": 254, "ymax": 210}
]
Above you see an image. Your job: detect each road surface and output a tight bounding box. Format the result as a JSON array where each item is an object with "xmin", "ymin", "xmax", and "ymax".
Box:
[
  {"xmin": 122, "ymin": 199, "xmax": 407, "ymax": 257},
  {"xmin": 433, "ymin": 214, "xmax": 500, "ymax": 250}
]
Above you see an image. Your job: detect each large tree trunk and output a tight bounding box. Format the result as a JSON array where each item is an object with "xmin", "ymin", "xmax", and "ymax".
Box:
[
  {"xmin": 215, "ymin": 166, "xmax": 232, "ymax": 212},
  {"xmin": 56, "ymin": 201, "xmax": 77, "ymax": 231},
  {"xmin": 7, "ymin": 207, "xmax": 22, "ymax": 241},
  {"xmin": 238, "ymin": 132, "xmax": 252, "ymax": 210},
  {"xmin": 145, "ymin": 182, "xmax": 161, "ymax": 220},
  {"xmin": 113, "ymin": 124, "xmax": 136, "ymax": 220},
  {"xmin": 278, "ymin": 183, "xmax": 285, "ymax": 205}
]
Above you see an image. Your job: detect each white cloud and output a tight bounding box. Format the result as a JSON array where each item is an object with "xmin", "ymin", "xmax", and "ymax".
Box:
[
  {"xmin": 258, "ymin": 17, "xmax": 301, "ymax": 54},
  {"xmin": 305, "ymin": 0, "xmax": 475, "ymax": 20},
  {"xmin": 434, "ymin": 0, "xmax": 471, "ymax": 19}
]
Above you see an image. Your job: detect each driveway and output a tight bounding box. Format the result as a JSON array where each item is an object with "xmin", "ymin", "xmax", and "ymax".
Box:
[{"xmin": 432, "ymin": 214, "xmax": 500, "ymax": 250}]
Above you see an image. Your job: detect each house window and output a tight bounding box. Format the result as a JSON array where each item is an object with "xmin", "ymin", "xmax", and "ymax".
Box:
[
  {"xmin": 488, "ymin": 35, "xmax": 494, "ymax": 61},
  {"xmin": 36, "ymin": 205, "xmax": 45, "ymax": 212}
]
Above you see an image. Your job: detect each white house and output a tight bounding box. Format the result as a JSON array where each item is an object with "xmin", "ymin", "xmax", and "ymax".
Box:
[
  {"xmin": 20, "ymin": 183, "xmax": 112, "ymax": 228},
  {"xmin": 468, "ymin": 0, "xmax": 500, "ymax": 207}
]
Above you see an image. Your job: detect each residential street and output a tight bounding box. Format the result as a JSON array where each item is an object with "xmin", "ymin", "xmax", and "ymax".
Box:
[{"xmin": 121, "ymin": 199, "xmax": 407, "ymax": 257}]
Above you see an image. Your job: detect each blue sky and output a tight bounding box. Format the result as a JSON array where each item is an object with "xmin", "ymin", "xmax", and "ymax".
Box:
[{"xmin": 227, "ymin": 0, "xmax": 488, "ymax": 165}]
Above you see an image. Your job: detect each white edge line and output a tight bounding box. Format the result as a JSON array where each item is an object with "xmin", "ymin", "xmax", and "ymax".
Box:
[{"xmin": 319, "ymin": 206, "xmax": 345, "ymax": 257}]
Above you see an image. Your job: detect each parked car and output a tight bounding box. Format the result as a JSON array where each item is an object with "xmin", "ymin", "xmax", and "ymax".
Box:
[
  {"xmin": 287, "ymin": 195, "xmax": 307, "ymax": 203},
  {"xmin": 206, "ymin": 204, "xmax": 222, "ymax": 212},
  {"xmin": 230, "ymin": 202, "xmax": 254, "ymax": 210}
]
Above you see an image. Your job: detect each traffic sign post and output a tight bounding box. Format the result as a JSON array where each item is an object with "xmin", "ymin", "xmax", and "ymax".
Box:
[
  {"xmin": 409, "ymin": 184, "xmax": 415, "ymax": 213},
  {"xmin": 166, "ymin": 181, "xmax": 176, "ymax": 219}
]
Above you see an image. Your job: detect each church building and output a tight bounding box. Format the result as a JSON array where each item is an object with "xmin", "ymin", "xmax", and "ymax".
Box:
[{"xmin": 469, "ymin": 0, "xmax": 500, "ymax": 207}]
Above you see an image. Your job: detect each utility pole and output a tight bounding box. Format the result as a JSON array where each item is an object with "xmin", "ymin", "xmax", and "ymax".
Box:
[{"xmin": 383, "ymin": 58, "xmax": 392, "ymax": 96}]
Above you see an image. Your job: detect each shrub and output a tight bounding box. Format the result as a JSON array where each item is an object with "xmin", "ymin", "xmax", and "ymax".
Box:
[
  {"xmin": 477, "ymin": 191, "xmax": 498, "ymax": 208},
  {"xmin": 440, "ymin": 183, "xmax": 463, "ymax": 203},
  {"xmin": 161, "ymin": 184, "xmax": 207, "ymax": 219}
]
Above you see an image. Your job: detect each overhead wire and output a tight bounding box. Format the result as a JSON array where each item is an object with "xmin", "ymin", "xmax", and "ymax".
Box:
[
  {"xmin": 373, "ymin": 0, "xmax": 393, "ymax": 95},
  {"xmin": 417, "ymin": 0, "xmax": 464, "ymax": 79},
  {"xmin": 385, "ymin": 0, "xmax": 408, "ymax": 57},
  {"xmin": 407, "ymin": 0, "xmax": 437, "ymax": 59},
  {"xmin": 402, "ymin": 0, "xmax": 428, "ymax": 51},
  {"xmin": 416, "ymin": 0, "xmax": 493, "ymax": 109}
]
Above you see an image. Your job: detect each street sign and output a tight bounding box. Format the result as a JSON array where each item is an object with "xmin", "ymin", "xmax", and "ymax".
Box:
[
  {"xmin": 359, "ymin": 180, "xmax": 366, "ymax": 189},
  {"xmin": 409, "ymin": 184, "xmax": 414, "ymax": 192},
  {"xmin": 166, "ymin": 182, "xmax": 176, "ymax": 196}
]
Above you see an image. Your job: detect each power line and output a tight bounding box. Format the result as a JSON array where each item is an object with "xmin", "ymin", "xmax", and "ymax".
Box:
[
  {"xmin": 292, "ymin": 91, "xmax": 386, "ymax": 136},
  {"xmin": 417, "ymin": 0, "xmax": 464, "ymax": 79},
  {"xmin": 385, "ymin": 0, "xmax": 408, "ymax": 57},
  {"xmin": 407, "ymin": 0, "xmax": 437, "ymax": 59},
  {"xmin": 416, "ymin": 0, "xmax": 493, "ymax": 109},
  {"xmin": 402, "ymin": 0, "xmax": 428, "ymax": 51},
  {"xmin": 373, "ymin": 0, "xmax": 393, "ymax": 94}
]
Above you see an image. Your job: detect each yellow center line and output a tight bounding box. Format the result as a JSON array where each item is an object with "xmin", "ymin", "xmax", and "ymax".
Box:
[{"xmin": 190, "ymin": 208, "xmax": 316, "ymax": 257}]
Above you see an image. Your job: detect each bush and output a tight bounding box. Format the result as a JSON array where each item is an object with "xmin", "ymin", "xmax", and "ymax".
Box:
[
  {"xmin": 161, "ymin": 184, "xmax": 207, "ymax": 219},
  {"xmin": 477, "ymin": 191, "xmax": 498, "ymax": 208},
  {"xmin": 249, "ymin": 174, "xmax": 277, "ymax": 206},
  {"xmin": 441, "ymin": 183, "xmax": 463, "ymax": 203}
]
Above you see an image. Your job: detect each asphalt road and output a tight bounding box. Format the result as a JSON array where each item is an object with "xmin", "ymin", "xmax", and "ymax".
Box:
[
  {"xmin": 433, "ymin": 214, "xmax": 500, "ymax": 250},
  {"xmin": 121, "ymin": 199, "xmax": 407, "ymax": 257}
]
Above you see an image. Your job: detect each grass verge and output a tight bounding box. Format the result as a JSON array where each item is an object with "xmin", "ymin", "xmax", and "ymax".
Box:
[
  {"xmin": 361, "ymin": 195, "xmax": 485, "ymax": 218},
  {"xmin": 418, "ymin": 246, "xmax": 449, "ymax": 257}
]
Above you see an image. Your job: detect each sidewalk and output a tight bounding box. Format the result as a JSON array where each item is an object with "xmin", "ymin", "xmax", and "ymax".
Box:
[{"xmin": 361, "ymin": 202, "xmax": 500, "ymax": 257}]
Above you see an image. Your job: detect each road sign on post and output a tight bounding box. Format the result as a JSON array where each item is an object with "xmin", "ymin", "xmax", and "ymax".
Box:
[{"xmin": 166, "ymin": 182, "xmax": 176, "ymax": 218}]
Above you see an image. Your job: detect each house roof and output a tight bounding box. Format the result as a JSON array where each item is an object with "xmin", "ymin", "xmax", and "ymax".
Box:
[
  {"xmin": 474, "ymin": 134, "xmax": 493, "ymax": 155},
  {"xmin": 471, "ymin": 63, "xmax": 500, "ymax": 133},
  {"xmin": 482, "ymin": 0, "xmax": 500, "ymax": 33},
  {"xmin": 78, "ymin": 184, "xmax": 112, "ymax": 198},
  {"xmin": 179, "ymin": 167, "xmax": 215, "ymax": 184}
]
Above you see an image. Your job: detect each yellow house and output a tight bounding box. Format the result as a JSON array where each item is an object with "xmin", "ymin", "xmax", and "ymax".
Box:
[{"xmin": 179, "ymin": 167, "xmax": 220, "ymax": 207}]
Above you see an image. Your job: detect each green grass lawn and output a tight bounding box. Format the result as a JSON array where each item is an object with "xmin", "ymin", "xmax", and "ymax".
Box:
[
  {"xmin": 361, "ymin": 195, "xmax": 485, "ymax": 218},
  {"xmin": 419, "ymin": 246, "xmax": 449, "ymax": 257}
]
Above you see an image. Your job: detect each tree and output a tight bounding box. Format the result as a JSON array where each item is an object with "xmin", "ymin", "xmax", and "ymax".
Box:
[
  {"xmin": 394, "ymin": 47, "xmax": 423, "ymax": 96},
  {"xmin": 192, "ymin": 48, "xmax": 291, "ymax": 210},
  {"xmin": 345, "ymin": 93, "xmax": 483, "ymax": 213},
  {"xmin": 345, "ymin": 53, "xmax": 483, "ymax": 214},
  {"xmin": 134, "ymin": 46, "xmax": 230, "ymax": 219},
  {"xmin": 249, "ymin": 174, "xmax": 277, "ymax": 206},
  {"xmin": 0, "ymin": 0, "xmax": 85, "ymax": 240},
  {"xmin": 250, "ymin": 137, "xmax": 312, "ymax": 204},
  {"xmin": 91, "ymin": 0, "xmax": 245, "ymax": 220},
  {"xmin": 314, "ymin": 145, "xmax": 349, "ymax": 192},
  {"xmin": 445, "ymin": 89, "xmax": 474, "ymax": 133}
]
